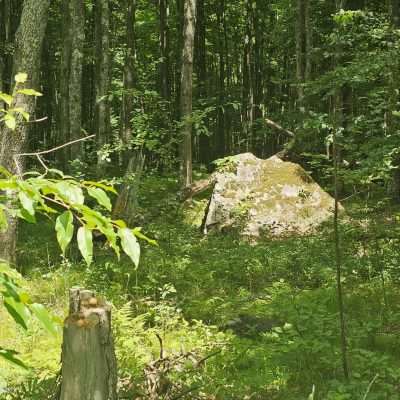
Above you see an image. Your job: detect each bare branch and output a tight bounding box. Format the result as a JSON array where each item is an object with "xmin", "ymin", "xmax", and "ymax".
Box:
[
  {"xmin": 16, "ymin": 134, "xmax": 95, "ymax": 157},
  {"xmin": 265, "ymin": 118, "xmax": 295, "ymax": 138},
  {"xmin": 27, "ymin": 116, "xmax": 48, "ymax": 124}
]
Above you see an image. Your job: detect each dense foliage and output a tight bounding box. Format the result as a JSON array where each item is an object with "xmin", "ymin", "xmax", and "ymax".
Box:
[{"xmin": 1, "ymin": 0, "xmax": 400, "ymax": 399}]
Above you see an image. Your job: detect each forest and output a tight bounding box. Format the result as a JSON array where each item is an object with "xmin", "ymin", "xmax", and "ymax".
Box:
[{"xmin": 1, "ymin": 0, "xmax": 400, "ymax": 399}]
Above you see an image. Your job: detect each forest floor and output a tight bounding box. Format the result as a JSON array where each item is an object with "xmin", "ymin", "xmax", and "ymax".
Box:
[{"xmin": 1, "ymin": 174, "xmax": 400, "ymax": 400}]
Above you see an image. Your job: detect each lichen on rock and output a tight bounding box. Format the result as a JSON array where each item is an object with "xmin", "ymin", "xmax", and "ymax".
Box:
[{"xmin": 203, "ymin": 153, "xmax": 339, "ymax": 239}]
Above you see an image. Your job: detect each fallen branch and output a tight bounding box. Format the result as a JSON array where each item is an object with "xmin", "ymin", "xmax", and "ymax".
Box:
[
  {"xmin": 265, "ymin": 117, "xmax": 295, "ymax": 138},
  {"xmin": 179, "ymin": 176, "xmax": 216, "ymax": 201}
]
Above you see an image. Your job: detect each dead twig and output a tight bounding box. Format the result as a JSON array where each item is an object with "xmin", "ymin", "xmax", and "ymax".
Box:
[
  {"xmin": 264, "ymin": 117, "xmax": 295, "ymax": 138},
  {"xmin": 16, "ymin": 134, "xmax": 95, "ymax": 157}
]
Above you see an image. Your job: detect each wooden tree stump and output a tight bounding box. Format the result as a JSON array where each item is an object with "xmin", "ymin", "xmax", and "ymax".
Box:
[{"xmin": 59, "ymin": 287, "xmax": 118, "ymax": 400}]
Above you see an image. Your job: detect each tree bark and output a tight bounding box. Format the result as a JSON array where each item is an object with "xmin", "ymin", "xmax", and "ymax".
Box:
[
  {"xmin": 159, "ymin": 0, "xmax": 171, "ymax": 100},
  {"xmin": 216, "ymin": 0, "xmax": 226, "ymax": 159},
  {"xmin": 95, "ymin": 0, "xmax": 111, "ymax": 173},
  {"xmin": 179, "ymin": 0, "xmax": 196, "ymax": 188},
  {"xmin": 389, "ymin": 0, "xmax": 400, "ymax": 200},
  {"xmin": 68, "ymin": 0, "xmax": 85, "ymax": 159},
  {"xmin": 174, "ymin": 0, "xmax": 184, "ymax": 119},
  {"xmin": 59, "ymin": 288, "xmax": 117, "ymax": 400},
  {"xmin": 295, "ymin": 0, "xmax": 308, "ymax": 111},
  {"xmin": 195, "ymin": 0, "xmax": 210, "ymax": 163},
  {"xmin": 304, "ymin": 0, "xmax": 312, "ymax": 81},
  {"xmin": 59, "ymin": 0, "xmax": 71, "ymax": 167},
  {"xmin": 242, "ymin": 0, "xmax": 254, "ymax": 151},
  {"xmin": 121, "ymin": 0, "xmax": 137, "ymax": 160},
  {"xmin": 0, "ymin": 0, "xmax": 50, "ymax": 264},
  {"xmin": 333, "ymin": 0, "xmax": 350, "ymax": 381},
  {"xmin": 113, "ymin": 151, "xmax": 145, "ymax": 225}
]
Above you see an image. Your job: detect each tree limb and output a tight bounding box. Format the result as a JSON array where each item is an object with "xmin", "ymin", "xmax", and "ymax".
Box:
[
  {"xmin": 179, "ymin": 176, "xmax": 216, "ymax": 201},
  {"xmin": 16, "ymin": 134, "xmax": 95, "ymax": 157},
  {"xmin": 265, "ymin": 117, "xmax": 295, "ymax": 138}
]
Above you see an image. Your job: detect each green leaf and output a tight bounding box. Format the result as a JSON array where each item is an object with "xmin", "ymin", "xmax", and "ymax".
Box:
[
  {"xmin": 113, "ymin": 219, "xmax": 127, "ymax": 228},
  {"xmin": 0, "ymin": 347, "xmax": 28, "ymax": 369},
  {"xmin": 14, "ymin": 73, "xmax": 28, "ymax": 83},
  {"xmin": 102, "ymin": 227, "xmax": 120, "ymax": 259},
  {"xmin": 30, "ymin": 303, "xmax": 58, "ymax": 336},
  {"xmin": 83, "ymin": 181, "xmax": 117, "ymax": 194},
  {"xmin": 88, "ymin": 187, "xmax": 112, "ymax": 211},
  {"xmin": 132, "ymin": 227, "xmax": 157, "ymax": 246},
  {"xmin": 0, "ymin": 93, "xmax": 12, "ymax": 106},
  {"xmin": 4, "ymin": 297, "xmax": 30, "ymax": 330},
  {"xmin": 55, "ymin": 211, "xmax": 74, "ymax": 254},
  {"xmin": 0, "ymin": 166, "xmax": 12, "ymax": 177},
  {"xmin": 12, "ymin": 107, "xmax": 30, "ymax": 121},
  {"xmin": 77, "ymin": 226, "xmax": 93, "ymax": 266},
  {"xmin": 119, "ymin": 228, "xmax": 140, "ymax": 268},
  {"xmin": 0, "ymin": 263, "xmax": 21, "ymax": 281},
  {"xmin": 1, "ymin": 279, "xmax": 22, "ymax": 301},
  {"xmin": 4, "ymin": 115, "xmax": 16, "ymax": 130},
  {"xmin": 18, "ymin": 191, "xmax": 35, "ymax": 216},
  {"xmin": 56, "ymin": 182, "xmax": 84, "ymax": 205},
  {"xmin": 17, "ymin": 208, "xmax": 36, "ymax": 223},
  {"xmin": 17, "ymin": 89, "xmax": 43, "ymax": 97}
]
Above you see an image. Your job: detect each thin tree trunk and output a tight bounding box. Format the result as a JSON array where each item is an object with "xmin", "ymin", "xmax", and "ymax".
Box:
[
  {"xmin": 0, "ymin": 0, "xmax": 15, "ymax": 95},
  {"xmin": 0, "ymin": 0, "xmax": 50, "ymax": 264},
  {"xmin": 159, "ymin": 0, "xmax": 171, "ymax": 100},
  {"xmin": 333, "ymin": 119, "xmax": 350, "ymax": 382},
  {"xmin": 195, "ymin": 0, "xmax": 210, "ymax": 163},
  {"xmin": 59, "ymin": 0, "xmax": 71, "ymax": 167},
  {"xmin": 59, "ymin": 288, "xmax": 117, "ymax": 400},
  {"xmin": 333, "ymin": 0, "xmax": 350, "ymax": 381},
  {"xmin": 295, "ymin": 0, "xmax": 306, "ymax": 111},
  {"xmin": 179, "ymin": 0, "xmax": 196, "ymax": 188},
  {"xmin": 389, "ymin": 0, "xmax": 400, "ymax": 200},
  {"xmin": 216, "ymin": 0, "xmax": 226, "ymax": 159},
  {"xmin": 121, "ymin": 0, "xmax": 136, "ymax": 157},
  {"xmin": 114, "ymin": 0, "xmax": 144, "ymax": 221},
  {"xmin": 95, "ymin": 0, "xmax": 111, "ymax": 173},
  {"xmin": 242, "ymin": 0, "xmax": 254, "ymax": 151},
  {"xmin": 304, "ymin": 0, "xmax": 312, "ymax": 81},
  {"xmin": 68, "ymin": 0, "xmax": 85, "ymax": 159}
]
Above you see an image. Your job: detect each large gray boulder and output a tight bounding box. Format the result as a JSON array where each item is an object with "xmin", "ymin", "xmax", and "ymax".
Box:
[{"xmin": 203, "ymin": 153, "xmax": 337, "ymax": 238}]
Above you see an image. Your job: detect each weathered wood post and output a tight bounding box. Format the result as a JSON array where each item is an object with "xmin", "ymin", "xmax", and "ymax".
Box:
[{"xmin": 59, "ymin": 287, "xmax": 118, "ymax": 400}]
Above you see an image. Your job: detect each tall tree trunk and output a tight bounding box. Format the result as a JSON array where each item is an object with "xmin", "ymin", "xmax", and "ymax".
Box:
[
  {"xmin": 304, "ymin": 0, "xmax": 312, "ymax": 82},
  {"xmin": 179, "ymin": 0, "xmax": 196, "ymax": 188},
  {"xmin": 82, "ymin": 3, "xmax": 96, "ymax": 137},
  {"xmin": 195, "ymin": 0, "xmax": 210, "ymax": 163},
  {"xmin": 0, "ymin": 0, "xmax": 6, "ymax": 110},
  {"xmin": 242, "ymin": 0, "xmax": 254, "ymax": 151},
  {"xmin": 216, "ymin": 0, "xmax": 226, "ymax": 159},
  {"xmin": 389, "ymin": 0, "xmax": 400, "ymax": 200},
  {"xmin": 114, "ymin": 0, "xmax": 143, "ymax": 222},
  {"xmin": 0, "ymin": 0, "xmax": 50, "ymax": 264},
  {"xmin": 95, "ymin": 0, "xmax": 111, "ymax": 173},
  {"xmin": 174, "ymin": 0, "xmax": 185, "ymax": 118},
  {"xmin": 59, "ymin": 0, "xmax": 71, "ymax": 167},
  {"xmin": 121, "ymin": 0, "xmax": 136, "ymax": 155},
  {"xmin": 68, "ymin": 0, "xmax": 85, "ymax": 159},
  {"xmin": 0, "ymin": 0, "xmax": 19, "ymax": 96},
  {"xmin": 333, "ymin": 0, "xmax": 350, "ymax": 381},
  {"xmin": 159, "ymin": 0, "xmax": 171, "ymax": 100},
  {"xmin": 295, "ymin": 0, "xmax": 307, "ymax": 111}
]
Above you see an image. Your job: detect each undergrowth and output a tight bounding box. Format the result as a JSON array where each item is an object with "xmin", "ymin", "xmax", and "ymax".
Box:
[{"xmin": 1, "ymin": 175, "xmax": 400, "ymax": 399}]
